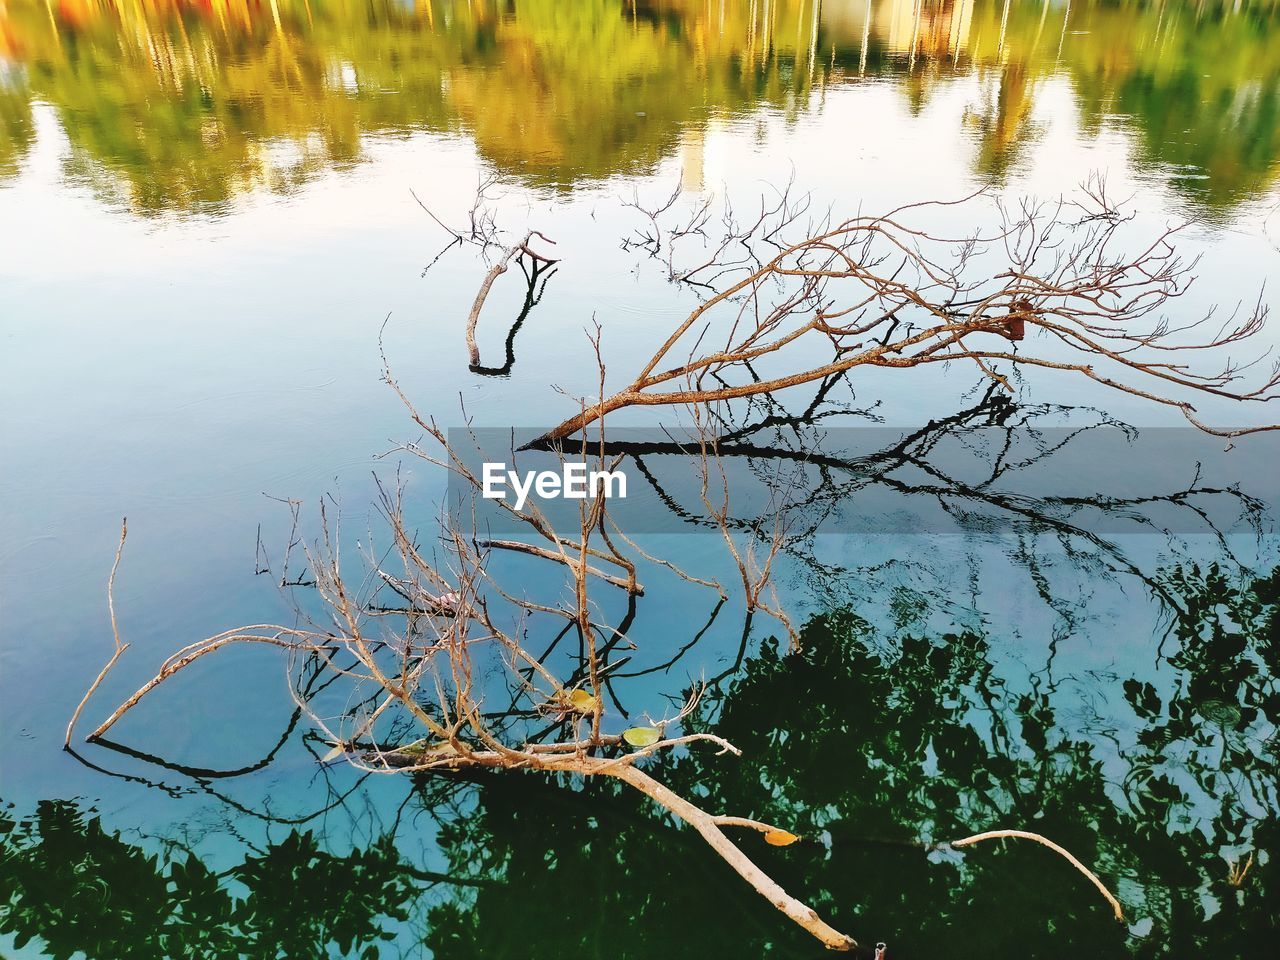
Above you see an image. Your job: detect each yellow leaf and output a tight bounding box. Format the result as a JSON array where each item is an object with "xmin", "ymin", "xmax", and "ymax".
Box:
[
  {"xmin": 568, "ymin": 689, "xmax": 600, "ymax": 712},
  {"xmin": 623, "ymin": 726, "xmax": 661, "ymax": 747},
  {"xmin": 764, "ymin": 830, "xmax": 800, "ymax": 847}
]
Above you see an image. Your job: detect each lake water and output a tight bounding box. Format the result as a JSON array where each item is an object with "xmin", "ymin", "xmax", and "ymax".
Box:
[{"xmin": 1, "ymin": 1, "xmax": 1278, "ymax": 957}]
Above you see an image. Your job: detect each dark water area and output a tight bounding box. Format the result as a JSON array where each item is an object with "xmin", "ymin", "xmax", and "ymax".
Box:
[
  {"xmin": 4, "ymin": 570, "xmax": 1279, "ymax": 957},
  {"xmin": 1, "ymin": 1, "xmax": 1279, "ymax": 957}
]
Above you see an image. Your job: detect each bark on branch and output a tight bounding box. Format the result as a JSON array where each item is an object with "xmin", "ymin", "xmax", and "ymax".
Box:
[
  {"xmin": 951, "ymin": 829, "xmax": 1125, "ymax": 922},
  {"xmin": 530, "ymin": 187, "xmax": 1277, "ymax": 448},
  {"xmin": 465, "ymin": 232, "xmax": 557, "ymax": 367}
]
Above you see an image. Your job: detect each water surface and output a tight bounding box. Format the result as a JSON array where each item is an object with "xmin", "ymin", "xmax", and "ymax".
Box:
[{"xmin": 1, "ymin": 1, "xmax": 1278, "ymax": 957}]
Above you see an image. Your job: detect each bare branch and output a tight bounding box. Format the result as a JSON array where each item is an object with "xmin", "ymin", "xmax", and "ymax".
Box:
[
  {"xmin": 951, "ymin": 829, "xmax": 1125, "ymax": 922},
  {"xmin": 64, "ymin": 519, "xmax": 130, "ymax": 748}
]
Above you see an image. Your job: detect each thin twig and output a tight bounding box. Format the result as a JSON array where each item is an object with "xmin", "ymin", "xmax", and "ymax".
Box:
[
  {"xmin": 65, "ymin": 519, "xmax": 129, "ymax": 749},
  {"xmin": 950, "ymin": 828, "xmax": 1125, "ymax": 922}
]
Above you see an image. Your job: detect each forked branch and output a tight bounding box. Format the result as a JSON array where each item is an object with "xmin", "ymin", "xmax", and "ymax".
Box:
[{"xmin": 532, "ymin": 185, "xmax": 1277, "ymax": 447}]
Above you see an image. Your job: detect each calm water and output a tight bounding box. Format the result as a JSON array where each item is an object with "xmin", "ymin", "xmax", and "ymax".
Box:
[{"xmin": 1, "ymin": 1, "xmax": 1279, "ymax": 957}]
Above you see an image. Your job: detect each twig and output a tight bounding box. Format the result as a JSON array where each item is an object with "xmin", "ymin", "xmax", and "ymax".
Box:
[
  {"xmin": 65, "ymin": 519, "xmax": 130, "ymax": 749},
  {"xmin": 950, "ymin": 828, "xmax": 1126, "ymax": 922},
  {"xmin": 465, "ymin": 233, "xmax": 558, "ymax": 366}
]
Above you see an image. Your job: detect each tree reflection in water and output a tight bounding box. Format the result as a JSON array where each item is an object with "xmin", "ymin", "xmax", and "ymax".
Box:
[
  {"xmin": 1, "ymin": 1, "xmax": 1277, "ymax": 214},
  {"xmin": 0, "ymin": 799, "xmax": 426, "ymax": 959},
  {"xmin": 421, "ymin": 565, "xmax": 1278, "ymax": 958},
  {"xmin": 4, "ymin": 563, "xmax": 1275, "ymax": 957}
]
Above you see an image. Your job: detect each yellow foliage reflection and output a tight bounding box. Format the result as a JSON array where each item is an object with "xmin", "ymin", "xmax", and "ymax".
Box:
[{"xmin": 0, "ymin": 0, "xmax": 1276, "ymax": 214}]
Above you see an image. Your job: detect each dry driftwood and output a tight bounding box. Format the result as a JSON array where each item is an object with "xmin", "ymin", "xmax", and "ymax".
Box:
[
  {"xmin": 66, "ymin": 186, "xmax": 1177, "ymax": 951},
  {"xmin": 532, "ymin": 183, "xmax": 1277, "ymax": 448}
]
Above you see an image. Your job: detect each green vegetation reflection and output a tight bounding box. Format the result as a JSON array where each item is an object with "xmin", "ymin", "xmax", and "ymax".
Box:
[
  {"xmin": 0, "ymin": 0, "xmax": 1277, "ymax": 214},
  {"xmin": 4, "ymin": 563, "xmax": 1276, "ymax": 958}
]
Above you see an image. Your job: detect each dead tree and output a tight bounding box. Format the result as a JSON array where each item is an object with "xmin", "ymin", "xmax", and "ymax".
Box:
[
  {"xmin": 64, "ymin": 187, "xmax": 1167, "ymax": 952},
  {"xmin": 68, "ymin": 388, "xmax": 1126, "ymax": 950},
  {"xmin": 532, "ymin": 180, "xmax": 1277, "ymax": 447}
]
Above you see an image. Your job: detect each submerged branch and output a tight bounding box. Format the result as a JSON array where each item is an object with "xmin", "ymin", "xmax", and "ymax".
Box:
[
  {"xmin": 465, "ymin": 232, "xmax": 557, "ymax": 367},
  {"xmin": 950, "ymin": 829, "xmax": 1125, "ymax": 922},
  {"xmin": 64, "ymin": 518, "xmax": 129, "ymax": 749}
]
